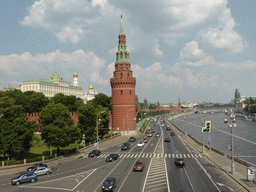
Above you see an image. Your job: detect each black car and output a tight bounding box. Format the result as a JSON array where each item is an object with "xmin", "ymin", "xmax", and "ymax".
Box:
[
  {"xmin": 102, "ymin": 177, "xmax": 116, "ymax": 192},
  {"xmin": 175, "ymin": 158, "xmax": 185, "ymax": 166},
  {"xmin": 88, "ymin": 150, "xmax": 101, "ymax": 158},
  {"xmin": 170, "ymin": 132, "xmax": 175, "ymax": 136},
  {"xmin": 121, "ymin": 143, "xmax": 130, "ymax": 150},
  {"xmin": 27, "ymin": 163, "xmax": 47, "ymax": 172},
  {"xmin": 129, "ymin": 137, "xmax": 136, "ymax": 142},
  {"xmin": 11, "ymin": 172, "xmax": 37, "ymax": 185},
  {"xmin": 106, "ymin": 154, "xmax": 119, "ymax": 162},
  {"xmin": 165, "ymin": 138, "xmax": 170, "ymax": 142}
]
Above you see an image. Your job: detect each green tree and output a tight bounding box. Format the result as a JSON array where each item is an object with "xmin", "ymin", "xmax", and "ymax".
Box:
[
  {"xmin": 39, "ymin": 103, "xmax": 81, "ymax": 154},
  {"xmin": 4, "ymin": 89, "xmax": 30, "ymax": 113},
  {"xmin": 77, "ymin": 102, "xmax": 97, "ymax": 143},
  {"xmin": 26, "ymin": 91, "xmax": 49, "ymax": 113},
  {"xmin": 90, "ymin": 93, "xmax": 112, "ymax": 111},
  {"xmin": 0, "ymin": 95, "xmax": 35, "ymax": 159}
]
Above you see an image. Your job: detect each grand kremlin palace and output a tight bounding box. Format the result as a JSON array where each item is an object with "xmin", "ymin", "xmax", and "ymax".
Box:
[{"xmin": 20, "ymin": 71, "xmax": 97, "ymax": 103}]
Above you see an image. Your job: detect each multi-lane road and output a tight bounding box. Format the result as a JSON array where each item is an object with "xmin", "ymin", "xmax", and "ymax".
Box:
[{"xmin": 0, "ymin": 117, "xmax": 247, "ymax": 192}]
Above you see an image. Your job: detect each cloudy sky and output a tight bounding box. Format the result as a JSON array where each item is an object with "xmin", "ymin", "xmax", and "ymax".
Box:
[{"xmin": 1, "ymin": 0, "xmax": 255, "ymax": 104}]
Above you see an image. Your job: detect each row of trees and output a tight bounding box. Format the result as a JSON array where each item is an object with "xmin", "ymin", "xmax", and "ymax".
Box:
[
  {"xmin": 243, "ymin": 97, "xmax": 256, "ymax": 113},
  {"xmin": 0, "ymin": 90, "xmax": 112, "ymax": 159}
]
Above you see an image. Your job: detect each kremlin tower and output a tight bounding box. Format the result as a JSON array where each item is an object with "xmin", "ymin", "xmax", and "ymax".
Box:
[{"xmin": 110, "ymin": 16, "xmax": 136, "ymax": 134}]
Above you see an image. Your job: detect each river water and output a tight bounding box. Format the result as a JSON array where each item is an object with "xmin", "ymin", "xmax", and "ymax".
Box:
[{"xmin": 169, "ymin": 112, "xmax": 256, "ymax": 166}]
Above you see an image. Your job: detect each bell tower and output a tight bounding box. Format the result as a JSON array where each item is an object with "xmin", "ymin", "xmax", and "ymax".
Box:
[{"xmin": 110, "ymin": 16, "xmax": 136, "ymax": 134}]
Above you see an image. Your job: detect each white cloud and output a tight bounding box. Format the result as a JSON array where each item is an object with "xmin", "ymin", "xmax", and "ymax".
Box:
[
  {"xmin": 202, "ymin": 8, "xmax": 246, "ymax": 52},
  {"xmin": 56, "ymin": 26, "xmax": 84, "ymax": 43},
  {"xmin": 132, "ymin": 62, "xmax": 181, "ymax": 88},
  {"xmin": 107, "ymin": 63, "xmax": 115, "ymax": 76},
  {"xmin": 90, "ymin": 72, "xmax": 108, "ymax": 84},
  {"xmin": 177, "ymin": 40, "xmax": 215, "ymax": 67},
  {"xmin": 0, "ymin": 49, "xmax": 106, "ymax": 87}
]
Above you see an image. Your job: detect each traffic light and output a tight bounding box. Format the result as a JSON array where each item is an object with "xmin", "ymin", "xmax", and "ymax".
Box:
[{"xmin": 203, "ymin": 121, "xmax": 211, "ymax": 132}]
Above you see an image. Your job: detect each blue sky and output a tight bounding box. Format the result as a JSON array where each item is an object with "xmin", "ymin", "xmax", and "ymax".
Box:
[{"xmin": 1, "ymin": 0, "xmax": 256, "ymax": 104}]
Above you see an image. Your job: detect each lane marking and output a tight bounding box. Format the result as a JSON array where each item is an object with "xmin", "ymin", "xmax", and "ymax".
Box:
[
  {"xmin": 142, "ymin": 158, "xmax": 153, "ymax": 192},
  {"xmin": 184, "ymin": 167, "xmax": 196, "ymax": 192}
]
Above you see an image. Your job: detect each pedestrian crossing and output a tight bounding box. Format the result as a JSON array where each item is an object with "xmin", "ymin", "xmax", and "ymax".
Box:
[{"xmin": 84, "ymin": 153, "xmax": 202, "ymax": 159}]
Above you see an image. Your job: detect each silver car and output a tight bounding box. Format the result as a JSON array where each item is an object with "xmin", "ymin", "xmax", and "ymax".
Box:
[{"xmin": 33, "ymin": 167, "xmax": 51, "ymax": 176}]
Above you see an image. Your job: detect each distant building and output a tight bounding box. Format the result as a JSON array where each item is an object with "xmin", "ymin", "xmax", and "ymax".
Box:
[{"xmin": 20, "ymin": 71, "xmax": 97, "ymax": 104}]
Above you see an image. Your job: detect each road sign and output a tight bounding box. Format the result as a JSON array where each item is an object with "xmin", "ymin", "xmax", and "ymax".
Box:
[
  {"xmin": 208, "ymin": 137, "xmax": 211, "ymax": 141},
  {"xmin": 224, "ymin": 154, "xmax": 227, "ymax": 158}
]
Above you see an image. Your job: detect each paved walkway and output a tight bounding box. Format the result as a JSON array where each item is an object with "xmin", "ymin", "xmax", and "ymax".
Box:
[{"xmin": 167, "ymin": 115, "xmax": 256, "ymax": 192}]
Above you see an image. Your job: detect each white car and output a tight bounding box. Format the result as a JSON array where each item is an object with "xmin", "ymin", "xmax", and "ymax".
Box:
[
  {"xmin": 147, "ymin": 133, "xmax": 153, "ymax": 137},
  {"xmin": 137, "ymin": 142, "xmax": 145, "ymax": 147},
  {"xmin": 156, "ymin": 133, "xmax": 160, "ymax": 137},
  {"xmin": 33, "ymin": 167, "xmax": 52, "ymax": 176},
  {"xmin": 161, "ymin": 124, "xmax": 165, "ymax": 127}
]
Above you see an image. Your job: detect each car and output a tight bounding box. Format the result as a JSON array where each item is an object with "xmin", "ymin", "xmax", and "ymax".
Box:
[
  {"xmin": 102, "ymin": 177, "xmax": 116, "ymax": 192},
  {"xmin": 11, "ymin": 172, "xmax": 37, "ymax": 185},
  {"xmin": 151, "ymin": 129, "xmax": 155, "ymax": 133},
  {"xmin": 137, "ymin": 142, "xmax": 145, "ymax": 147},
  {"xmin": 133, "ymin": 161, "xmax": 145, "ymax": 172},
  {"xmin": 170, "ymin": 132, "xmax": 175, "ymax": 136},
  {"xmin": 147, "ymin": 133, "xmax": 153, "ymax": 137},
  {"xmin": 88, "ymin": 150, "xmax": 101, "ymax": 158},
  {"xmin": 175, "ymin": 158, "xmax": 185, "ymax": 166},
  {"xmin": 143, "ymin": 138, "xmax": 148, "ymax": 143},
  {"xmin": 106, "ymin": 154, "xmax": 119, "ymax": 162},
  {"xmin": 33, "ymin": 167, "xmax": 52, "ymax": 176},
  {"xmin": 156, "ymin": 133, "xmax": 160, "ymax": 137},
  {"xmin": 27, "ymin": 163, "xmax": 47, "ymax": 172},
  {"xmin": 161, "ymin": 124, "xmax": 165, "ymax": 127},
  {"xmin": 145, "ymin": 129, "xmax": 150, "ymax": 133},
  {"xmin": 129, "ymin": 137, "xmax": 136, "ymax": 142},
  {"xmin": 166, "ymin": 126, "xmax": 171, "ymax": 130},
  {"xmin": 165, "ymin": 138, "xmax": 170, "ymax": 142},
  {"xmin": 121, "ymin": 143, "xmax": 130, "ymax": 150}
]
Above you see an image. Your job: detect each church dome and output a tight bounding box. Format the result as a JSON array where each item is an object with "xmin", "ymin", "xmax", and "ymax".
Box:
[
  {"xmin": 52, "ymin": 71, "xmax": 59, "ymax": 77},
  {"xmin": 74, "ymin": 72, "xmax": 78, "ymax": 78},
  {"xmin": 89, "ymin": 84, "xmax": 94, "ymax": 90}
]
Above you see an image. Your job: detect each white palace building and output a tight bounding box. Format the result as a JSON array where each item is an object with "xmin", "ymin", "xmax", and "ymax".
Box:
[{"xmin": 20, "ymin": 71, "xmax": 97, "ymax": 103}]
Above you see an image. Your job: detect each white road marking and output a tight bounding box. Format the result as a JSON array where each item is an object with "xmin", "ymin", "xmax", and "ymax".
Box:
[
  {"xmin": 180, "ymin": 154, "xmax": 183, "ymax": 158},
  {"xmin": 142, "ymin": 154, "xmax": 145, "ymax": 158},
  {"xmin": 172, "ymin": 154, "xmax": 175, "ymax": 158},
  {"xmin": 183, "ymin": 154, "xmax": 186, "ymax": 158},
  {"xmin": 194, "ymin": 154, "xmax": 198, "ymax": 158},
  {"xmin": 187, "ymin": 154, "xmax": 190, "ymax": 158}
]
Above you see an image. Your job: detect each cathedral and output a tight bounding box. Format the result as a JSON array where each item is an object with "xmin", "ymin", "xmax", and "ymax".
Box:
[{"xmin": 20, "ymin": 71, "xmax": 97, "ymax": 103}]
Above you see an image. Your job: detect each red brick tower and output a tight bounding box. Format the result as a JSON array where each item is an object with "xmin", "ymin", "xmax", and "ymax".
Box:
[
  {"xmin": 110, "ymin": 16, "xmax": 136, "ymax": 133},
  {"xmin": 178, "ymin": 98, "xmax": 182, "ymax": 109}
]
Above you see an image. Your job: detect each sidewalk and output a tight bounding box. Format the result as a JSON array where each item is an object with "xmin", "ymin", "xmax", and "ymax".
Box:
[{"xmin": 167, "ymin": 116, "xmax": 256, "ymax": 192}]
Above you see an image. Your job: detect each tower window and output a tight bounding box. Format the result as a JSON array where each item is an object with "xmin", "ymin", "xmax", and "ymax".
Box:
[
  {"xmin": 128, "ymin": 73, "xmax": 129, "ymax": 77},
  {"xmin": 130, "ymin": 90, "xmax": 131, "ymax": 95},
  {"xmin": 121, "ymin": 67, "xmax": 122, "ymax": 70},
  {"xmin": 121, "ymin": 90, "xmax": 123, "ymax": 95},
  {"xmin": 121, "ymin": 73, "xmax": 122, "ymax": 79}
]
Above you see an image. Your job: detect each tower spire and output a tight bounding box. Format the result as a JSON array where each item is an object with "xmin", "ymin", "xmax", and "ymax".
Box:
[{"xmin": 120, "ymin": 15, "xmax": 125, "ymax": 35}]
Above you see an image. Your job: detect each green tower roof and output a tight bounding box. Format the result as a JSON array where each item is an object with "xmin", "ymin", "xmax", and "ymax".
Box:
[{"xmin": 119, "ymin": 15, "xmax": 125, "ymax": 35}]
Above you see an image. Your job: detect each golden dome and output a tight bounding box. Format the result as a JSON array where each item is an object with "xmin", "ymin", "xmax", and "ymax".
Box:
[
  {"xmin": 89, "ymin": 84, "xmax": 94, "ymax": 90},
  {"xmin": 52, "ymin": 71, "xmax": 59, "ymax": 77},
  {"xmin": 74, "ymin": 72, "xmax": 78, "ymax": 78}
]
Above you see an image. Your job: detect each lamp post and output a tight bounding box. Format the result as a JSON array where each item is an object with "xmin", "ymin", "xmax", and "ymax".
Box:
[
  {"xmin": 127, "ymin": 108, "xmax": 134, "ymax": 138},
  {"xmin": 96, "ymin": 110, "xmax": 105, "ymax": 149},
  {"xmin": 201, "ymin": 113, "xmax": 205, "ymax": 155},
  {"xmin": 82, "ymin": 134, "xmax": 85, "ymax": 148},
  {"xmin": 224, "ymin": 113, "xmax": 236, "ymax": 174}
]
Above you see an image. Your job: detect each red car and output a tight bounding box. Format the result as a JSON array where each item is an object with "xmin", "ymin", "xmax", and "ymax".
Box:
[
  {"xmin": 143, "ymin": 138, "xmax": 148, "ymax": 143},
  {"xmin": 151, "ymin": 129, "xmax": 155, "ymax": 133},
  {"xmin": 133, "ymin": 161, "xmax": 145, "ymax": 171}
]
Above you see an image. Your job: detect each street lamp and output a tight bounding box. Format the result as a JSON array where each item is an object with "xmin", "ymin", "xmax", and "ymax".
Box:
[
  {"xmin": 82, "ymin": 134, "xmax": 85, "ymax": 148},
  {"xmin": 96, "ymin": 110, "xmax": 105, "ymax": 149},
  {"xmin": 127, "ymin": 108, "xmax": 134, "ymax": 138},
  {"xmin": 224, "ymin": 113, "xmax": 236, "ymax": 174}
]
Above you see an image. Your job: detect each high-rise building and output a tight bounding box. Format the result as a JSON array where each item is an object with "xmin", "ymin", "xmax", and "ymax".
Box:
[{"xmin": 110, "ymin": 16, "xmax": 136, "ymax": 134}]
